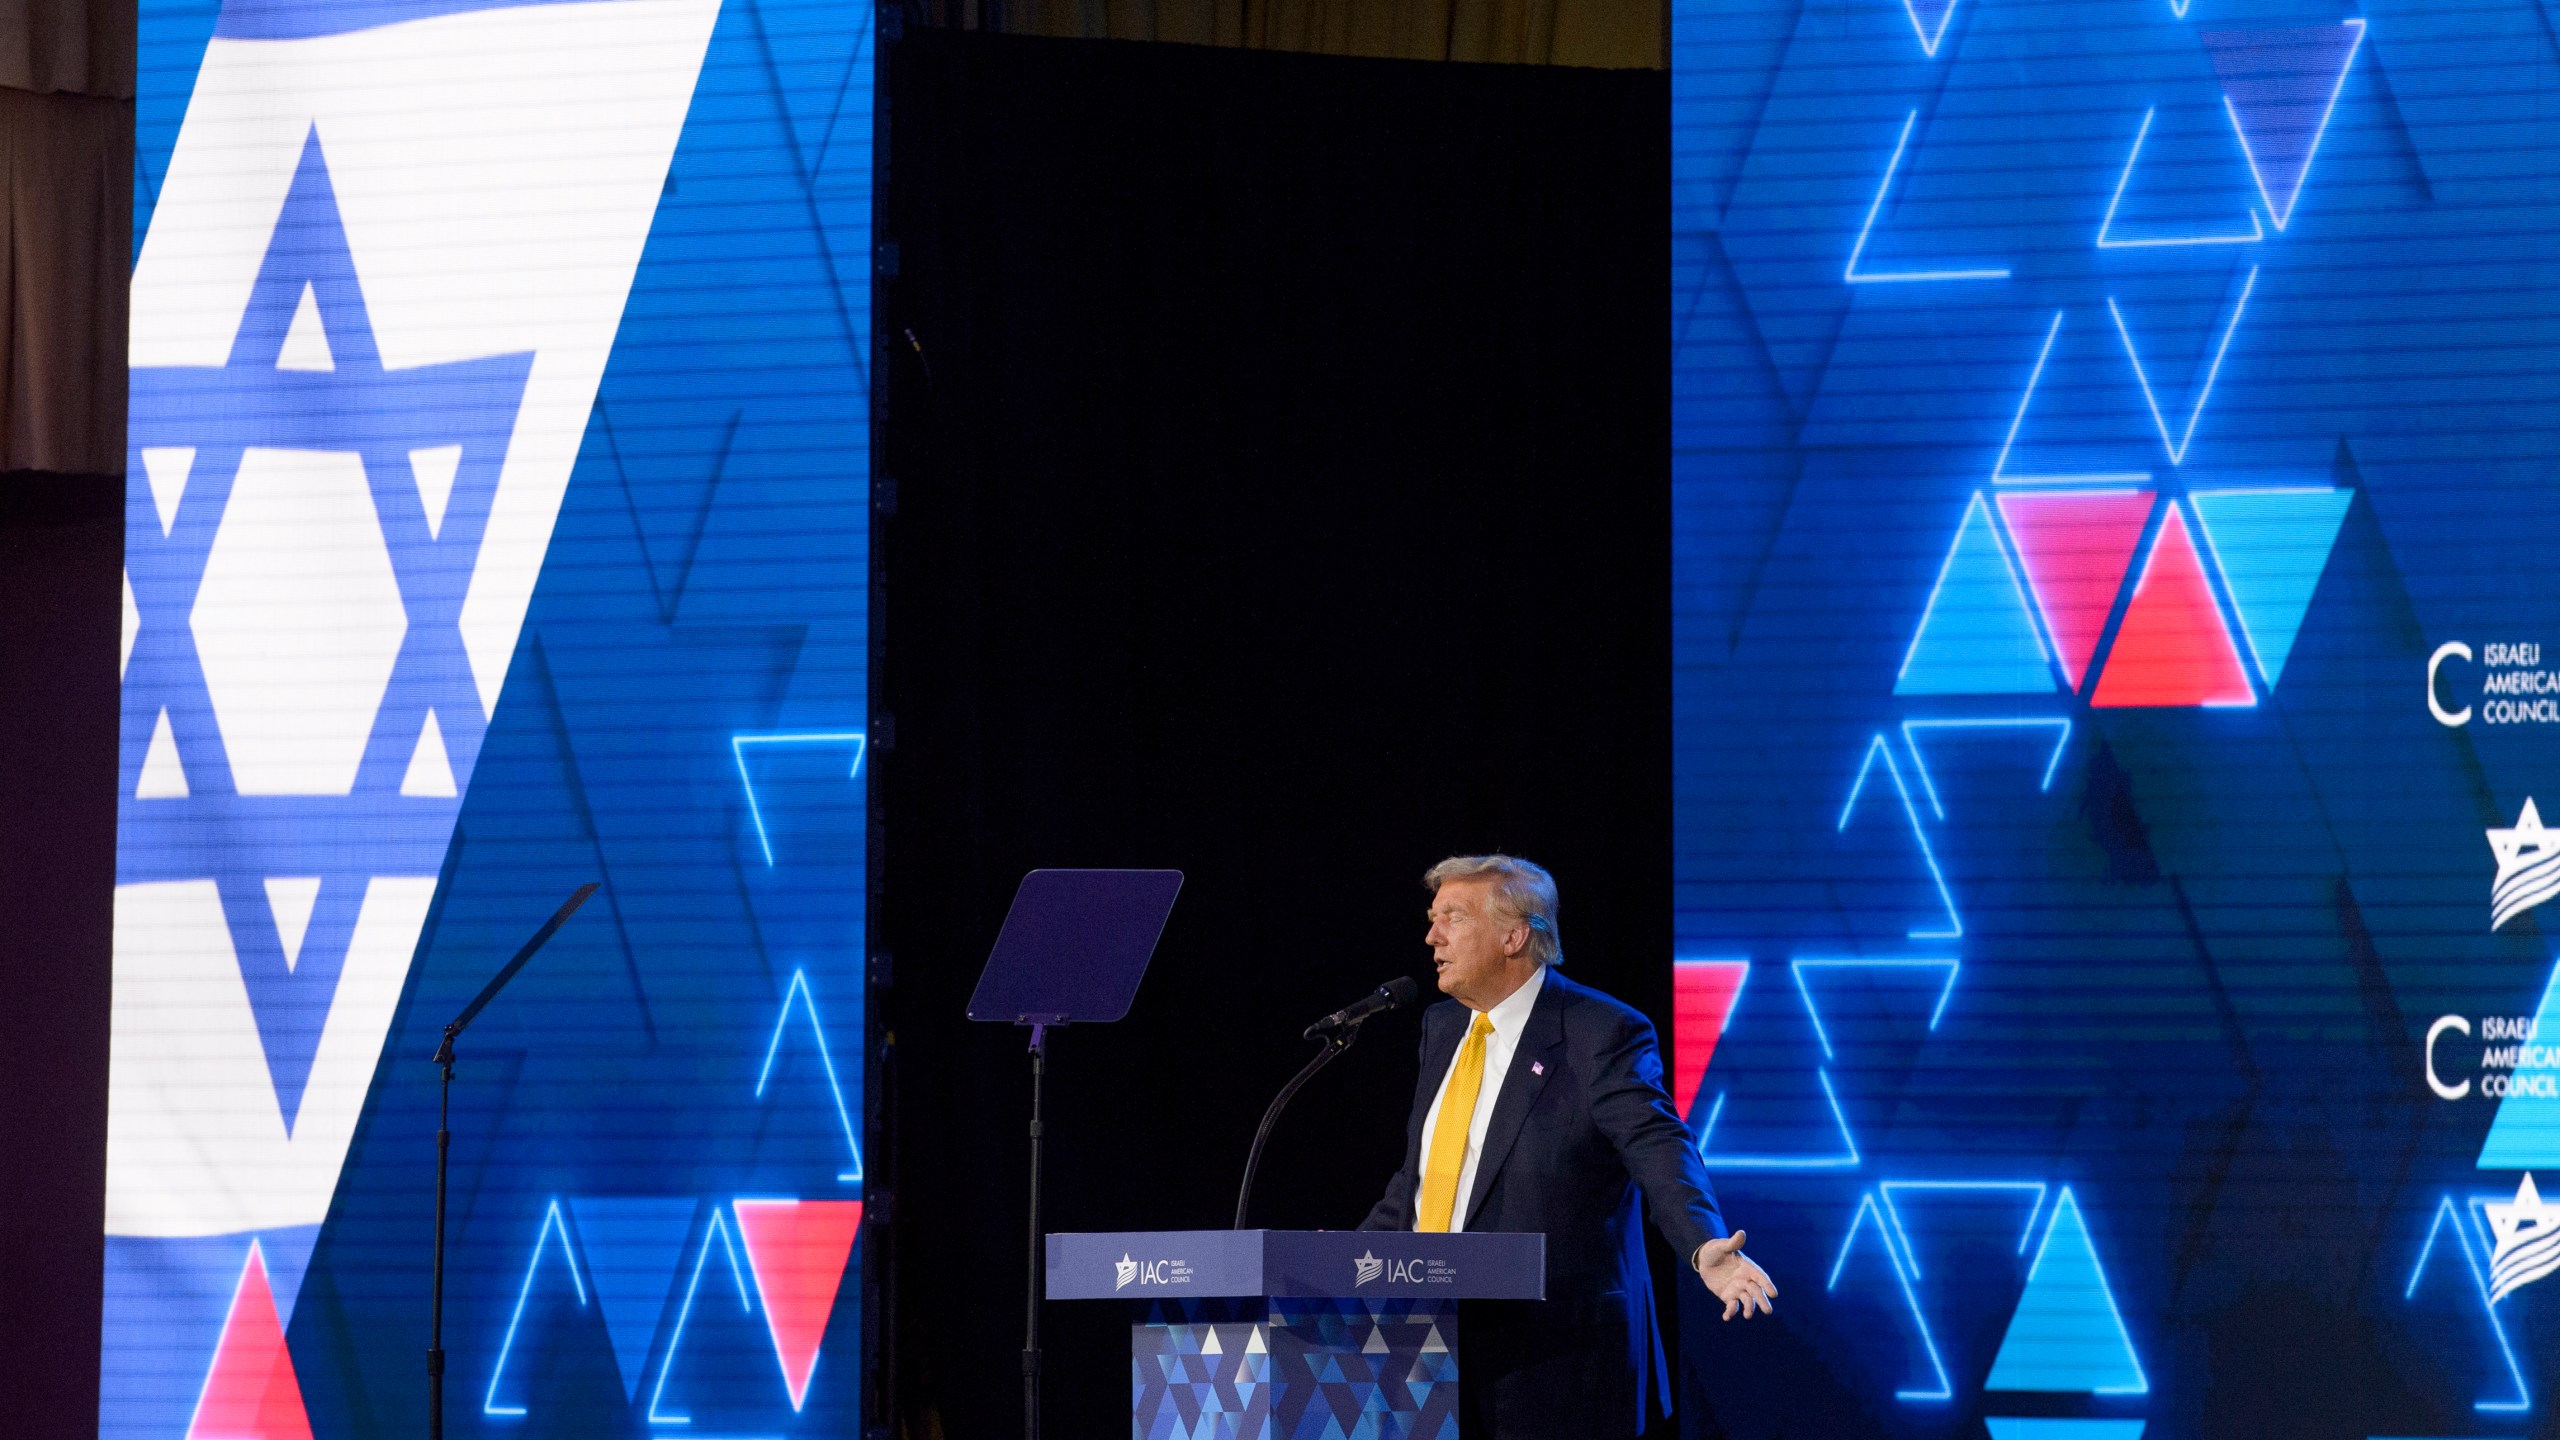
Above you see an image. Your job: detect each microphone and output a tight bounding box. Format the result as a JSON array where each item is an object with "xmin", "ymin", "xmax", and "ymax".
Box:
[{"xmin": 1302, "ymin": 976, "xmax": 1422, "ymax": 1039}]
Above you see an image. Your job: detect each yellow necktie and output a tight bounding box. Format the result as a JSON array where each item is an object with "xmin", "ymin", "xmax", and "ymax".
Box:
[{"xmin": 1417, "ymin": 1012, "xmax": 1495, "ymax": 1232}]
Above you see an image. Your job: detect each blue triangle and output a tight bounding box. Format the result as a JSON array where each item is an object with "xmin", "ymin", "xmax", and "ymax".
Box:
[
  {"xmin": 568, "ymin": 1197, "xmax": 697, "ymax": 1401},
  {"xmin": 1896, "ymin": 494, "xmax": 2059, "ymax": 695},
  {"xmin": 2479, "ymin": 960, "xmax": 2560, "ymax": 1169},
  {"xmin": 2189, "ymin": 489, "xmax": 2351, "ymax": 684},
  {"xmin": 1985, "ymin": 1422, "xmax": 2146, "ymax": 1440},
  {"xmin": 1986, "ymin": 1190, "xmax": 2147, "ymax": 1394}
]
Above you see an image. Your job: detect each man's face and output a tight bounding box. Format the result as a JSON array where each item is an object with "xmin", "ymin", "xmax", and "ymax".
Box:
[{"xmin": 1426, "ymin": 878, "xmax": 1528, "ymax": 1009}]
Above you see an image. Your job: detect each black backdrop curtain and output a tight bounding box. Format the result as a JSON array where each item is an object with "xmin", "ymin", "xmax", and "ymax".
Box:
[
  {"xmin": 0, "ymin": 1, "xmax": 129, "ymax": 1437},
  {"xmin": 875, "ymin": 29, "xmax": 1673, "ymax": 1438}
]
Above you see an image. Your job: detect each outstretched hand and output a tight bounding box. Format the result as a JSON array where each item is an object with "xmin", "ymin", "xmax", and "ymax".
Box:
[{"xmin": 1693, "ymin": 1230, "xmax": 1777, "ymax": 1321}]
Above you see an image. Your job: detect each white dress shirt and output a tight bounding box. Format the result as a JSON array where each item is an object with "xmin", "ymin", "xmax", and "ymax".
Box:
[{"xmin": 1413, "ymin": 963, "xmax": 1548, "ymax": 1233}]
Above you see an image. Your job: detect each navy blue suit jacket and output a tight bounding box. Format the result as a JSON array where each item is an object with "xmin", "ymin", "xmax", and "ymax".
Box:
[{"xmin": 1361, "ymin": 968, "xmax": 1725, "ymax": 1437}]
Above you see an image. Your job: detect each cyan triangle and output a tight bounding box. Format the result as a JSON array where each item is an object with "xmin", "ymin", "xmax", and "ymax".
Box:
[
  {"xmin": 1896, "ymin": 494, "xmax": 2058, "ymax": 696},
  {"xmin": 2188, "ymin": 489, "xmax": 2350, "ymax": 685},
  {"xmin": 2479, "ymin": 960, "xmax": 2560, "ymax": 1169},
  {"xmin": 568, "ymin": 1197, "xmax": 697, "ymax": 1401},
  {"xmin": 1985, "ymin": 1422, "xmax": 2146, "ymax": 1440},
  {"xmin": 1985, "ymin": 1190, "xmax": 2147, "ymax": 1394}
]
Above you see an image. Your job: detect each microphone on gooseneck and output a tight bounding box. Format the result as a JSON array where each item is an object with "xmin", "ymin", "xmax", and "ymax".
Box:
[{"xmin": 1303, "ymin": 976, "xmax": 1423, "ymax": 1039}]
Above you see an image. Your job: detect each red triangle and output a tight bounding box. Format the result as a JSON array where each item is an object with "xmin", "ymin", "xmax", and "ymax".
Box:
[
  {"xmin": 1671, "ymin": 961, "xmax": 1749, "ymax": 1123},
  {"xmin": 733, "ymin": 1199, "xmax": 863, "ymax": 1410},
  {"xmin": 2090, "ymin": 505, "xmax": 2254, "ymax": 707},
  {"xmin": 1996, "ymin": 491, "xmax": 2155, "ymax": 691},
  {"xmin": 188, "ymin": 1243, "xmax": 314, "ymax": 1440}
]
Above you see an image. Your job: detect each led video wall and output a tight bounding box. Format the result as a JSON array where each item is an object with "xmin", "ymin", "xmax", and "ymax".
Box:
[
  {"xmin": 108, "ymin": 0, "xmax": 873, "ymax": 1436},
  {"xmin": 1673, "ymin": 0, "xmax": 2560, "ymax": 1434}
]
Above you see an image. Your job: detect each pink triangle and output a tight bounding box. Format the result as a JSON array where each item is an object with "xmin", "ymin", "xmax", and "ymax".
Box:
[
  {"xmin": 733, "ymin": 1199, "xmax": 864, "ymax": 1410},
  {"xmin": 1996, "ymin": 491, "xmax": 2156, "ymax": 691},
  {"xmin": 2090, "ymin": 506, "xmax": 2254, "ymax": 707},
  {"xmin": 1671, "ymin": 961, "xmax": 1749, "ymax": 1122},
  {"xmin": 188, "ymin": 1243, "xmax": 314, "ymax": 1440},
  {"xmin": 2201, "ymin": 21, "xmax": 2364, "ymax": 227}
]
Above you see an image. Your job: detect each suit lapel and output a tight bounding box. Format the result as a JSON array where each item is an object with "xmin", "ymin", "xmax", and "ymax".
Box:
[{"xmin": 1461, "ymin": 971, "xmax": 1567, "ymax": 1228}]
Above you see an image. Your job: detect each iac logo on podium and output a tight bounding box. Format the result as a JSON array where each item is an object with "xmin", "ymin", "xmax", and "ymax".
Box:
[
  {"xmin": 1115, "ymin": 1254, "xmax": 1191, "ymax": 1288},
  {"xmin": 1353, "ymin": 1252, "xmax": 1385, "ymax": 1287}
]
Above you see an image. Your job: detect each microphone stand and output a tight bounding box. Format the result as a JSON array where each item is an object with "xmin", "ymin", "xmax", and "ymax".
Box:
[
  {"xmin": 427, "ymin": 882, "xmax": 600, "ymax": 1440},
  {"xmin": 1233, "ymin": 1024, "xmax": 1361, "ymax": 1229}
]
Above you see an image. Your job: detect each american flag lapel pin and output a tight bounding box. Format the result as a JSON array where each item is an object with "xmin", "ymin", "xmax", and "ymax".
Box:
[{"xmin": 1530, "ymin": 1061, "xmax": 1544, "ymax": 1076}]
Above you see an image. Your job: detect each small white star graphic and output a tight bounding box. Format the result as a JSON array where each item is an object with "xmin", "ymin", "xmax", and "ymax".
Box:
[
  {"xmin": 2485, "ymin": 1173, "xmax": 2560, "ymax": 1303},
  {"xmin": 2488, "ymin": 799, "xmax": 2560, "ymax": 931}
]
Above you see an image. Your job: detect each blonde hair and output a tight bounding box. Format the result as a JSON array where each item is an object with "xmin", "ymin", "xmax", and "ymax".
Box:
[{"xmin": 1424, "ymin": 854, "xmax": 1562, "ymax": 967}]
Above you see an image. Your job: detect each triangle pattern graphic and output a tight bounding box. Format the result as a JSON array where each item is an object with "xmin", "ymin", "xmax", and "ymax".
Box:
[
  {"xmin": 139, "ymin": 708, "xmax": 190, "ymax": 798},
  {"xmin": 1671, "ymin": 960, "xmax": 1750, "ymax": 1122},
  {"xmin": 275, "ymin": 282, "xmax": 334, "ymax": 371},
  {"xmin": 142, "ymin": 446, "xmax": 195, "ymax": 535},
  {"xmin": 401, "ymin": 711, "xmax": 460, "ymax": 798},
  {"xmin": 733, "ymin": 1199, "xmax": 863, "ymax": 1411},
  {"xmin": 187, "ymin": 1243, "xmax": 315, "ymax": 1440},
  {"xmin": 2187, "ymin": 488, "xmax": 2351, "ymax": 685},
  {"xmin": 2201, "ymin": 21, "xmax": 2365, "ymax": 228},
  {"xmin": 2090, "ymin": 506, "xmax": 2253, "ymax": 707},
  {"xmin": 569, "ymin": 1197, "xmax": 699, "ymax": 1402},
  {"xmin": 2479, "ymin": 960, "xmax": 2560, "ymax": 1169},
  {"xmin": 263, "ymin": 877, "xmax": 320, "ymax": 973},
  {"xmin": 1897, "ymin": 494, "xmax": 2059, "ymax": 696},
  {"xmin": 1985, "ymin": 1191, "xmax": 2147, "ymax": 1394},
  {"xmin": 1997, "ymin": 491, "xmax": 2157, "ymax": 690}
]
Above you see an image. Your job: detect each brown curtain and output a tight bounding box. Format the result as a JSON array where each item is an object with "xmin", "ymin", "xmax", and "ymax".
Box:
[
  {"xmin": 0, "ymin": 0, "xmax": 132, "ymax": 477},
  {"xmin": 931, "ymin": 0, "xmax": 1665, "ymax": 70}
]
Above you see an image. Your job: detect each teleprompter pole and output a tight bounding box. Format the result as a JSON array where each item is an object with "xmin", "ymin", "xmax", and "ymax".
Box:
[{"xmin": 424, "ymin": 882, "xmax": 599, "ymax": 1440}]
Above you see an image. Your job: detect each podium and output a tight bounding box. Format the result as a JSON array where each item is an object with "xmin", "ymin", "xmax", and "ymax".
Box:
[{"xmin": 1048, "ymin": 1229, "xmax": 1544, "ymax": 1439}]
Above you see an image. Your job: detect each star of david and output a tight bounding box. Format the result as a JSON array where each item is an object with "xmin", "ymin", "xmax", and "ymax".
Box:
[
  {"xmin": 2487, "ymin": 1173, "xmax": 2556, "ymax": 1252},
  {"xmin": 121, "ymin": 126, "xmax": 532, "ymax": 1126},
  {"xmin": 2488, "ymin": 798, "xmax": 2553, "ymax": 880}
]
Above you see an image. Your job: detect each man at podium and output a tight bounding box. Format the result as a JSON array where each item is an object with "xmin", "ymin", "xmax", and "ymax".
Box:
[{"xmin": 1362, "ymin": 854, "xmax": 1775, "ymax": 1437}]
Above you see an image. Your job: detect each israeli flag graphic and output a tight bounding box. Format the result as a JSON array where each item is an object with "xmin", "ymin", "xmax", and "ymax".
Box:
[{"xmin": 109, "ymin": 0, "xmax": 719, "ymax": 1432}]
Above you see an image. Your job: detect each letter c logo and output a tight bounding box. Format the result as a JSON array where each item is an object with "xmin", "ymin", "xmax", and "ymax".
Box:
[
  {"xmin": 2427, "ymin": 1013, "xmax": 2472, "ymax": 1100},
  {"xmin": 2429, "ymin": 642, "xmax": 2473, "ymax": 727}
]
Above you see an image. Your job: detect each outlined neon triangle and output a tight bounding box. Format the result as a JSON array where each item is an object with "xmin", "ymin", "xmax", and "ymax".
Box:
[
  {"xmin": 733, "ymin": 1198, "xmax": 864, "ymax": 1410},
  {"xmin": 187, "ymin": 1242, "xmax": 314, "ymax": 1440},
  {"xmin": 1985, "ymin": 1190, "xmax": 2148, "ymax": 1394},
  {"xmin": 1903, "ymin": 0, "xmax": 1959, "ymax": 56},
  {"xmin": 2187, "ymin": 488, "xmax": 2351, "ymax": 685},
  {"xmin": 1672, "ymin": 959, "xmax": 1750, "ymax": 1122},
  {"xmin": 1997, "ymin": 490, "xmax": 2157, "ymax": 690},
  {"xmin": 2201, "ymin": 20, "xmax": 2365, "ymax": 229},
  {"xmin": 1897, "ymin": 494, "xmax": 2059, "ymax": 696},
  {"xmin": 1827, "ymin": 1193, "xmax": 1953, "ymax": 1400},
  {"xmin": 1838, "ymin": 735, "xmax": 1963, "ymax": 940},
  {"xmin": 2097, "ymin": 107, "xmax": 2263, "ymax": 249},
  {"xmin": 2479, "ymin": 960, "xmax": 2560, "ymax": 1169},
  {"xmin": 2400, "ymin": 1195, "xmax": 2532, "ymax": 1413},
  {"xmin": 2108, "ymin": 266, "xmax": 2259, "ymax": 466},
  {"xmin": 2089, "ymin": 505, "xmax": 2253, "ymax": 707},
  {"xmin": 567, "ymin": 1197, "xmax": 698, "ymax": 1402}
]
